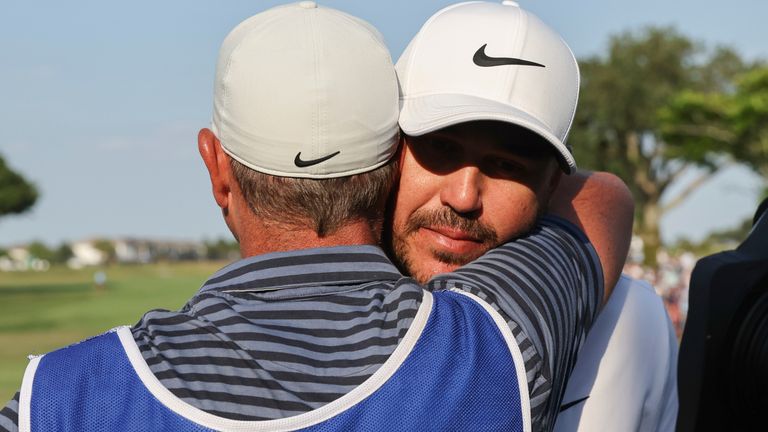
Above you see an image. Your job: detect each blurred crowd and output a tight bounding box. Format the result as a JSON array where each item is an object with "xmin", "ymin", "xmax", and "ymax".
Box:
[{"xmin": 624, "ymin": 250, "xmax": 698, "ymax": 338}]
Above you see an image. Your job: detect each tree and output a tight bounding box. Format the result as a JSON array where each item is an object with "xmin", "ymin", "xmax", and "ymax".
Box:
[
  {"xmin": 0, "ymin": 153, "xmax": 38, "ymax": 217},
  {"xmin": 729, "ymin": 68, "xmax": 768, "ymax": 175},
  {"xmin": 660, "ymin": 67, "xmax": 768, "ymax": 204},
  {"xmin": 93, "ymin": 239, "xmax": 116, "ymax": 265},
  {"xmin": 204, "ymin": 238, "xmax": 239, "ymax": 261},
  {"xmin": 670, "ymin": 216, "xmax": 753, "ymax": 257},
  {"xmin": 27, "ymin": 240, "xmax": 55, "ymax": 262},
  {"xmin": 571, "ymin": 27, "xmax": 751, "ymax": 266},
  {"xmin": 53, "ymin": 242, "xmax": 74, "ymax": 265},
  {"xmin": 26, "ymin": 241, "xmax": 74, "ymax": 265}
]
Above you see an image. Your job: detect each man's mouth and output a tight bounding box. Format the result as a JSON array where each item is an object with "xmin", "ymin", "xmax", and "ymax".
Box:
[
  {"xmin": 419, "ymin": 225, "xmax": 486, "ymax": 256},
  {"xmin": 397, "ymin": 207, "xmax": 499, "ymax": 269}
]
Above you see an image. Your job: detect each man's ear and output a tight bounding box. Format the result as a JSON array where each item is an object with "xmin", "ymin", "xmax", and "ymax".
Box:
[{"xmin": 198, "ymin": 128, "xmax": 231, "ymax": 209}]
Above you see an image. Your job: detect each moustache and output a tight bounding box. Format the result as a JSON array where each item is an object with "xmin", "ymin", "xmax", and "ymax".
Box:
[{"xmin": 404, "ymin": 207, "xmax": 498, "ymax": 245}]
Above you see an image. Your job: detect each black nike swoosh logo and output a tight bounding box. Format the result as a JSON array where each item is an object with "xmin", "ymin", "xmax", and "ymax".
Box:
[
  {"xmin": 559, "ymin": 396, "xmax": 589, "ymax": 413},
  {"xmin": 294, "ymin": 151, "xmax": 341, "ymax": 168},
  {"xmin": 473, "ymin": 44, "xmax": 545, "ymax": 68}
]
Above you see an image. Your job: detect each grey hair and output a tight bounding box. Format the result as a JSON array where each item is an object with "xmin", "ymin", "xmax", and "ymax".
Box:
[{"xmin": 230, "ymin": 158, "xmax": 399, "ymax": 237}]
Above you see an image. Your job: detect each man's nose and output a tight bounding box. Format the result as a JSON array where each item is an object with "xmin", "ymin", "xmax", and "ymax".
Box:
[{"xmin": 440, "ymin": 166, "xmax": 483, "ymax": 215}]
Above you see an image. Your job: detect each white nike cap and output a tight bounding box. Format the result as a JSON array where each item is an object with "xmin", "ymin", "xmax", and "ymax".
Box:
[
  {"xmin": 211, "ymin": 1, "xmax": 399, "ymax": 179},
  {"xmin": 397, "ymin": 0, "xmax": 579, "ymax": 174}
]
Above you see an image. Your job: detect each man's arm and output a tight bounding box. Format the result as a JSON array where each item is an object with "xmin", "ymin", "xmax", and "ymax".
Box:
[
  {"xmin": 0, "ymin": 393, "xmax": 19, "ymax": 432},
  {"xmin": 548, "ymin": 170, "xmax": 634, "ymax": 304},
  {"xmin": 426, "ymin": 170, "xmax": 632, "ymax": 429},
  {"xmin": 429, "ymin": 216, "xmax": 604, "ymax": 430}
]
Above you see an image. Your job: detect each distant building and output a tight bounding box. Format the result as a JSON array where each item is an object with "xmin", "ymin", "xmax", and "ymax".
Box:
[
  {"xmin": 111, "ymin": 238, "xmax": 205, "ymax": 263},
  {"xmin": 1, "ymin": 237, "xmax": 216, "ymax": 271},
  {"xmin": 68, "ymin": 241, "xmax": 107, "ymax": 269},
  {"xmin": 147, "ymin": 239, "xmax": 207, "ymax": 262},
  {"xmin": 0, "ymin": 246, "xmax": 50, "ymax": 272},
  {"xmin": 113, "ymin": 238, "xmax": 152, "ymax": 264}
]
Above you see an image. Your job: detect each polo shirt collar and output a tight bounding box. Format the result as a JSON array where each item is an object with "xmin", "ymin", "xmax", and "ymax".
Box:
[{"xmin": 199, "ymin": 245, "xmax": 403, "ymax": 294}]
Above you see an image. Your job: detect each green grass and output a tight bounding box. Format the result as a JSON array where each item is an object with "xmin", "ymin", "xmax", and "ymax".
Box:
[{"xmin": 0, "ymin": 261, "xmax": 227, "ymax": 403}]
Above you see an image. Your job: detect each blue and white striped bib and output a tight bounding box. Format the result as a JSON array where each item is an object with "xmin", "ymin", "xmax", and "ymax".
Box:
[{"xmin": 19, "ymin": 290, "xmax": 529, "ymax": 431}]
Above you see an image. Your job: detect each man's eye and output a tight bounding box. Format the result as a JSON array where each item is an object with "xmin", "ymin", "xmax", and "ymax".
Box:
[
  {"xmin": 483, "ymin": 158, "xmax": 525, "ymax": 178},
  {"xmin": 493, "ymin": 159, "xmax": 520, "ymax": 173}
]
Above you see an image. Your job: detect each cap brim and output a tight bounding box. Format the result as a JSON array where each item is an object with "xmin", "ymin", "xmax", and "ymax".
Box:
[{"xmin": 399, "ymin": 93, "xmax": 576, "ymax": 174}]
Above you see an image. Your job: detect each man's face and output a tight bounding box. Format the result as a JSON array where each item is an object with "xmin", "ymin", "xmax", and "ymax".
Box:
[{"xmin": 388, "ymin": 121, "xmax": 561, "ymax": 283}]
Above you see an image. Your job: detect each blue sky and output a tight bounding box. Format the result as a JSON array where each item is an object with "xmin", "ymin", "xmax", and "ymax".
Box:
[{"xmin": 1, "ymin": 0, "xmax": 765, "ymax": 247}]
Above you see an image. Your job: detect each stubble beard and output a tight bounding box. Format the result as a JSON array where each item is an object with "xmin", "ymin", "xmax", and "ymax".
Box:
[{"xmin": 390, "ymin": 207, "xmax": 499, "ymax": 284}]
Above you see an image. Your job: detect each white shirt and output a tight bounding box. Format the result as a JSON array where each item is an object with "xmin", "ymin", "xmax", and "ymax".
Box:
[{"xmin": 554, "ymin": 275, "xmax": 678, "ymax": 432}]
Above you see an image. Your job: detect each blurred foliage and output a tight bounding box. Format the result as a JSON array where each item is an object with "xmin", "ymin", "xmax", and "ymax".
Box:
[
  {"xmin": 53, "ymin": 243, "xmax": 74, "ymax": 265},
  {"xmin": 661, "ymin": 67, "xmax": 768, "ymax": 176},
  {"xmin": 571, "ymin": 26, "xmax": 765, "ymax": 266},
  {"xmin": 27, "ymin": 241, "xmax": 56, "ymax": 262},
  {"xmin": 92, "ymin": 239, "xmax": 116, "ymax": 265},
  {"xmin": 0, "ymin": 153, "xmax": 38, "ymax": 218},
  {"xmin": 203, "ymin": 238, "xmax": 239, "ymax": 261},
  {"xmin": 24, "ymin": 241, "xmax": 74, "ymax": 265},
  {"xmin": 670, "ymin": 217, "xmax": 752, "ymax": 257}
]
